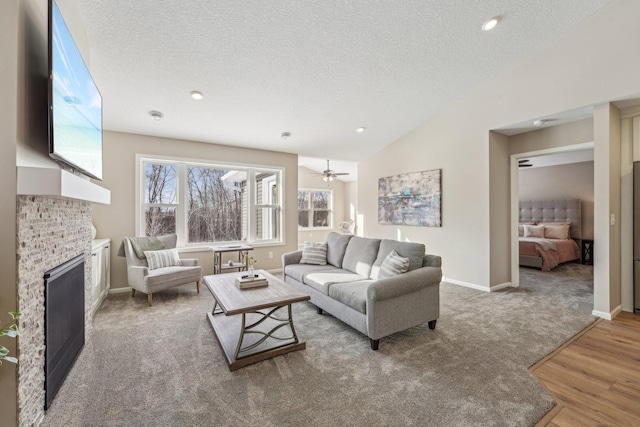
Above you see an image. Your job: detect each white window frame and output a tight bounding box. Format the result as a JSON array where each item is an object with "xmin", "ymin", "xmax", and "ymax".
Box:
[
  {"xmin": 298, "ymin": 188, "xmax": 333, "ymax": 230},
  {"xmin": 136, "ymin": 154, "xmax": 285, "ymax": 248}
]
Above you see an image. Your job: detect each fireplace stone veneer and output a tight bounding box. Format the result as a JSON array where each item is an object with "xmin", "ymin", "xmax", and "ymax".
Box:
[{"xmin": 16, "ymin": 196, "xmax": 93, "ymax": 425}]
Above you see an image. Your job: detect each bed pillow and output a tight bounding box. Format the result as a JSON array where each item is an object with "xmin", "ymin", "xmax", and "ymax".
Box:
[
  {"xmin": 518, "ymin": 225, "xmax": 524, "ymax": 237},
  {"xmin": 523, "ymin": 224, "xmax": 545, "ymax": 238},
  {"xmin": 378, "ymin": 250, "xmax": 410, "ymax": 279},
  {"xmin": 544, "ymin": 223, "xmax": 571, "ymax": 240},
  {"xmin": 300, "ymin": 242, "xmax": 328, "ymax": 265},
  {"xmin": 144, "ymin": 248, "xmax": 181, "ymax": 270}
]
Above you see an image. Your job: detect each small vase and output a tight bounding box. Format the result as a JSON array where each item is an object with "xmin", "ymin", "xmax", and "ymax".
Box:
[{"xmin": 247, "ymin": 265, "xmax": 255, "ymax": 277}]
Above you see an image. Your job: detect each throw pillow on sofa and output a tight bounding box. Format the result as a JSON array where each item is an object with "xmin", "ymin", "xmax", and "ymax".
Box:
[
  {"xmin": 144, "ymin": 248, "xmax": 182, "ymax": 270},
  {"xmin": 378, "ymin": 250, "xmax": 410, "ymax": 279},
  {"xmin": 300, "ymin": 242, "xmax": 328, "ymax": 265}
]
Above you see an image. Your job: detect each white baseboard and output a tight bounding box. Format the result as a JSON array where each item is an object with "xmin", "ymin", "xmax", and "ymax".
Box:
[
  {"xmin": 443, "ymin": 277, "xmax": 513, "ymax": 292},
  {"xmin": 109, "ymin": 287, "xmax": 131, "ymax": 294},
  {"xmin": 490, "ymin": 282, "xmax": 513, "ymax": 291},
  {"xmin": 592, "ymin": 304, "xmax": 622, "ymax": 320},
  {"xmin": 443, "ymin": 277, "xmax": 490, "ymax": 292}
]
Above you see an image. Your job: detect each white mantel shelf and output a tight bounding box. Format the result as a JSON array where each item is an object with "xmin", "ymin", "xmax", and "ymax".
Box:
[{"xmin": 17, "ymin": 167, "xmax": 111, "ymax": 204}]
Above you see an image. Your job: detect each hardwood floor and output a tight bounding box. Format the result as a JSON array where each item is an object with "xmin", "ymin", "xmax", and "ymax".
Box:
[{"xmin": 531, "ymin": 311, "xmax": 640, "ymax": 426}]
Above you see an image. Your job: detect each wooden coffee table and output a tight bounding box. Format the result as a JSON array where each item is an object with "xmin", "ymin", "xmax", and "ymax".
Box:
[{"xmin": 204, "ymin": 270, "xmax": 310, "ymax": 371}]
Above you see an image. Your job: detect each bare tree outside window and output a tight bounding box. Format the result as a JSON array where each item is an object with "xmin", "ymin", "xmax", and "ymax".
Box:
[
  {"xmin": 140, "ymin": 158, "xmax": 282, "ymax": 245},
  {"xmin": 145, "ymin": 164, "xmax": 177, "ymax": 236},
  {"xmin": 187, "ymin": 167, "xmax": 244, "ymax": 243},
  {"xmin": 298, "ymin": 189, "xmax": 332, "ymax": 228}
]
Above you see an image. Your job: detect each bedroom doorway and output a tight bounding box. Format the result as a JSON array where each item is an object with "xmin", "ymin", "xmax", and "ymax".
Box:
[{"xmin": 510, "ymin": 143, "xmax": 595, "ymax": 316}]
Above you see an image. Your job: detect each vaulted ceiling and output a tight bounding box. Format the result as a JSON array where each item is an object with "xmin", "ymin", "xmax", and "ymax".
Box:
[{"xmin": 77, "ymin": 0, "xmax": 615, "ymax": 167}]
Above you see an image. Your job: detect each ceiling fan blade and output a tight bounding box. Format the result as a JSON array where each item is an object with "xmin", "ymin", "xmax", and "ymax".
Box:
[
  {"xmin": 518, "ymin": 159, "xmax": 531, "ymax": 164},
  {"xmin": 332, "ymin": 172, "xmax": 349, "ymax": 176},
  {"xmin": 519, "ymin": 164, "xmax": 533, "ymax": 168}
]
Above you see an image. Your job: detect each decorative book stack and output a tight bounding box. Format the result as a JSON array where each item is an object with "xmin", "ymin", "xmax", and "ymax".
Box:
[{"xmin": 235, "ymin": 274, "xmax": 269, "ymax": 289}]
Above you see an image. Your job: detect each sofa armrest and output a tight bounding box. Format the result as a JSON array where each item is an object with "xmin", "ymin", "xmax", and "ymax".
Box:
[
  {"xmin": 282, "ymin": 250, "xmax": 303, "ymax": 268},
  {"xmin": 367, "ymin": 266, "xmax": 442, "ymax": 302},
  {"xmin": 180, "ymin": 258, "xmax": 198, "ymax": 267},
  {"xmin": 127, "ymin": 265, "xmax": 149, "ymax": 290},
  {"xmin": 423, "ymin": 254, "xmax": 441, "ymax": 268}
]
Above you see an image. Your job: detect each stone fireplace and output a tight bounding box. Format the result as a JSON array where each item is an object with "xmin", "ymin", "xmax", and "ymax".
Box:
[{"xmin": 15, "ymin": 195, "xmax": 93, "ymax": 425}]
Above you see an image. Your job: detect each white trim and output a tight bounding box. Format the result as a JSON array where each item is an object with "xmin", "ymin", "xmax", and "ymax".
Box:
[
  {"xmin": 620, "ymin": 104, "xmax": 640, "ymax": 119},
  {"xmin": 510, "ymin": 141, "xmax": 595, "ymax": 291},
  {"xmin": 490, "ymin": 282, "xmax": 514, "ymax": 291},
  {"xmin": 592, "ymin": 304, "xmax": 622, "ymax": 320},
  {"xmin": 109, "ymin": 287, "xmax": 132, "ymax": 294},
  {"xmin": 443, "ymin": 277, "xmax": 491, "ymax": 292},
  {"xmin": 17, "ymin": 167, "xmax": 111, "ymax": 204}
]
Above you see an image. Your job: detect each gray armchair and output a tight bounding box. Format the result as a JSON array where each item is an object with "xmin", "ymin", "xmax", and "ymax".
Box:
[{"xmin": 123, "ymin": 234, "xmax": 202, "ymax": 306}]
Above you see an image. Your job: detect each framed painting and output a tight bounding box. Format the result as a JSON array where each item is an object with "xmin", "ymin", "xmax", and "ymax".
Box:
[{"xmin": 378, "ymin": 169, "xmax": 442, "ymax": 227}]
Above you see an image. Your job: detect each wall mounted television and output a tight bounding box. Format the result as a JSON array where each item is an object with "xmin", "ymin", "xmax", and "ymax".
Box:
[{"xmin": 48, "ymin": 0, "xmax": 103, "ymax": 180}]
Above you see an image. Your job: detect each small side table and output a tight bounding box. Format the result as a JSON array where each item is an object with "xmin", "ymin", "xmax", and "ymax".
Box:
[
  {"xmin": 210, "ymin": 245, "xmax": 254, "ymax": 274},
  {"xmin": 581, "ymin": 238, "xmax": 593, "ymax": 265}
]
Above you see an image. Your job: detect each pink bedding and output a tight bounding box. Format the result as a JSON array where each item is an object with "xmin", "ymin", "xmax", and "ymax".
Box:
[{"xmin": 519, "ymin": 238, "xmax": 581, "ymax": 271}]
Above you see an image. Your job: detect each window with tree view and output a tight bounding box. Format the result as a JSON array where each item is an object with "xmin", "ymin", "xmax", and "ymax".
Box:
[
  {"xmin": 298, "ymin": 189, "xmax": 332, "ymax": 229},
  {"xmin": 141, "ymin": 158, "xmax": 283, "ymax": 246}
]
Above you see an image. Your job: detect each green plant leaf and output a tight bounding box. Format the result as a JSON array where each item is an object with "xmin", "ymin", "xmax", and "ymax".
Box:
[
  {"xmin": 0, "ymin": 346, "xmax": 8, "ymax": 356},
  {"xmin": 4, "ymin": 356, "xmax": 17, "ymax": 364},
  {"xmin": 9, "ymin": 312, "xmax": 22, "ymax": 320},
  {"xmin": 4, "ymin": 329, "xmax": 17, "ymax": 338}
]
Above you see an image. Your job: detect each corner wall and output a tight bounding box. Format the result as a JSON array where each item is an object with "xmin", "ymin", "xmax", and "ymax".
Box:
[{"xmin": 0, "ymin": 1, "xmax": 19, "ymax": 424}]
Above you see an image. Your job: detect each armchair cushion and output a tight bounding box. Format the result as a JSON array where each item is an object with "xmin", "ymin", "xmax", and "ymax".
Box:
[{"xmin": 144, "ymin": 248, "xmax": 181, "ymax": 270}]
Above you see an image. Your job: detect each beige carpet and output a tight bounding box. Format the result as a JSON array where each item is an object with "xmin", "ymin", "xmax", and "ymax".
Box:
[{"xmin": 42, "ymin": 264, "xmax": 594, "ymax": 427}]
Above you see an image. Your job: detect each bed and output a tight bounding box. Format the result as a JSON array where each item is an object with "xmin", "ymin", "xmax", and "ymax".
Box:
[{"xmin": 519, "ymin": 199, "xmax": 582, "ymax": 271}]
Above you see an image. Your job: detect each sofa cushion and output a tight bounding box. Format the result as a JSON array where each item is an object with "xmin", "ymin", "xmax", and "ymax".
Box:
[
  {"xmin": 284, "ymin": 264, "xmax": 335, "ymax": 284},
  {"xmin": 329, "ymin": 280, "xmax": 372, "ymax": 314},
  {"xmin": 144, "ymin": 248, "xmax": 181, "ymax": 270},
  {"xmin": 378, "ymin": 250, "xmax": 410, "ymax": 279},
  {"xmin": 326, "ymin": 232, "xmax": 353, "ymax": 268},
  {"xmin": 370, "ymin": 240, "xmax": 425, "ymax": 280},
  {"xmin": 304, "ymin": 269, "xmax": 368, "ymax": 295},
  {"xmin": 300, "ymin": 242, "xmax": 328, "ymax": 265},
  {"xmin": 342, "ymin": 237, "xmax": 381, "ymax": 277}
]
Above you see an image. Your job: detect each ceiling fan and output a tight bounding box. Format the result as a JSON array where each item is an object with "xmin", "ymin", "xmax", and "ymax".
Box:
[
  {"xmin": 519, "ymin": 159, "xmax": 533, "ymax": 168},
  {"xmin": 313, "ymin": 159, "xmax": 350, "ymax": 182}
]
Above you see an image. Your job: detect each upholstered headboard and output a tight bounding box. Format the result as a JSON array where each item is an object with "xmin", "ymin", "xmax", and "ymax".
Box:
[{"xmin": 519, "ymin": 199, "xmax": 582, "ymax": 240}]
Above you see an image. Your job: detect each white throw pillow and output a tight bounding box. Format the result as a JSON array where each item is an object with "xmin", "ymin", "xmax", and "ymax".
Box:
[
  {"xmin": 300, "ymin": 242, "xmax": 328, "ymax": 265},
  {"xmin": 523, "ymin": 224, "xmax": 545, "ymax": 238},
  {"xmin": 144, "ymin": 248, "xmax": 182, "ymax": 270},
  {"xmin": 378, "ymin": 250, "xmax": 410, "ymax": 279}
]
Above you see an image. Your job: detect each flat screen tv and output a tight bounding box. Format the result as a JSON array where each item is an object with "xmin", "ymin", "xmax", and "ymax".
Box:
[{"xmin": 48, "ymin": 0, "xmax": 103, "ymax": 180}]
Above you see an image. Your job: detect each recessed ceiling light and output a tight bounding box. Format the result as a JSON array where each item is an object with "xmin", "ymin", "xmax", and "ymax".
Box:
[
  {"xmin": 149, "ymin": 111, "xmax": 164, "ymax": 121},
  {"xmin": 281, "ymin": 131, "xmax": 291, "ymax": 140},
  {"xmin": 533, "ymin": 119, "xmax": 547, "ymax": 127},
  {"xmin": 356, "ymin": 127, "xmax": 366, "ymax": 133},
  {"xmin": 481, "ymin": 16, "xmax": 500, "ymax": 31},
  {"xmin": 191, "ymin": 91, "xmax": 204, "ymax": 100}
]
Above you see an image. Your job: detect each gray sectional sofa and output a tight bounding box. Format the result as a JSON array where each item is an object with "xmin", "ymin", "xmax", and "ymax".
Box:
[{"xmin": 282, "ymin": 232, "xmax": 442, "ymax": 350}]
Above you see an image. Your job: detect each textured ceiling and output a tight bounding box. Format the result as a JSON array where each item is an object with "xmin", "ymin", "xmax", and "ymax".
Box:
[{"xmin": 76, "ymin": 0, "xmax": 615, "ymax": 166}]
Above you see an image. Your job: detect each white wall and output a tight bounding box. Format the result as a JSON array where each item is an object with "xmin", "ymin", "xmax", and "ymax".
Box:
[{"xmin": 358, "ymin": 0, "xmax": 640, "ymax": 312}]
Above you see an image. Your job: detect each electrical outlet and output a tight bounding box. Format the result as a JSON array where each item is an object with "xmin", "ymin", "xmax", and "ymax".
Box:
[{"xmin": 268, "ymin": 251, "xmax": 273, "ymax": 259}]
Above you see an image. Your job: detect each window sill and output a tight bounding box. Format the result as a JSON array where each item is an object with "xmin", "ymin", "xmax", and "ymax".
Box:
[
  {"xmin": 177, "ymin": 241, "xmax": 286, "ymax": 253},
  {"xmin": 298, "ymin": 227, "xmax": 334, "ymax": 231}
]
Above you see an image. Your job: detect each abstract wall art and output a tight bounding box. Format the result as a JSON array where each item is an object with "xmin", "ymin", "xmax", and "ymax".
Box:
[{"xmin": 378, "ymin": 169, "xmax": 442, "ymax": 227}]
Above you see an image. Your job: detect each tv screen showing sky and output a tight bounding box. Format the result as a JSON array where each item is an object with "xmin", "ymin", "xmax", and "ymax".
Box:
[{"xmin": 51, "ymin": 0, "xmax": 103, "ymax": 180}]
